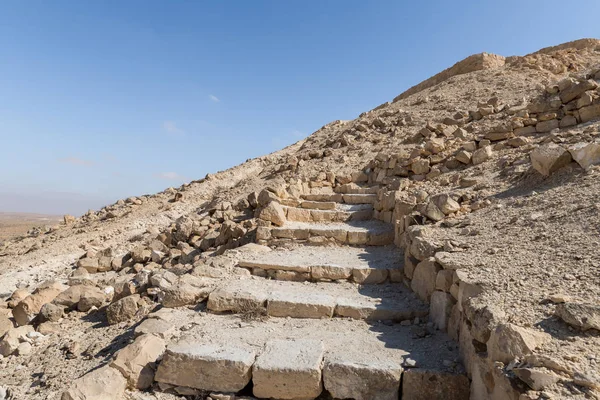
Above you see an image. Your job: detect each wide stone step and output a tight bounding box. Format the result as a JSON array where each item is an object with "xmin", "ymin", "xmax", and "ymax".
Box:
[
  {"xmin": 152, "ymin": 311, "xmax": 466, "ymax": 399},
  {"xmin": 238, "ymin": 245, "xmax": 402, "ymax": 283},
  {"xmin": 334, "ymin": 183, "xmax": 381, "ymax": 195},
  {"xmin": 301, "ymin": 193, "xmax": 378, "ymax": 204},
  {"xmin": 270, "ymin": 220, "xmax": 394, "ymax": 245},
  {"xmin": 284, "ymin": 203, "xmax": 373, "ymax": 223},
  {"xmin": 206, "ymin": 278, "xmax": 427, "ymax": 321}
]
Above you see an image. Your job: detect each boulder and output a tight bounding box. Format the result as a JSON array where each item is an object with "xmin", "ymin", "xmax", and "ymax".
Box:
[
  {"xmin": 431, "ymin": 194, "xmax": 460, "ymax": 215},
  {"xmin": 7, "ymin": 288, "xmax": 29, "ymax": 308},
  {"xmin": 560, "ymin": 79, "xmax": 598, "ymax": 103},
  {"xmin": 39, "ymin": 303, "xmax": 64, "ymax": 322},
  {"xmin": 488, "ymin": 323, "xmax": 550, "ymax": 364},
  {"xmin": 535, "ymin": 119, "xmax": 559, "ymax": 133},
  {"xmin": 411, "ymin": 159, "xmax": 430, "ymax": 175},
  {"xmin": 110, "ymin": 334, "xmax": 166, "ymax": 389},
  {"xmin": 13, "ymin": 282, "xmax": 66, "ymax": 326},
  {"xmin": 471, "ymin": 146, "xmax": 492, "ymax": 165},
  {"xmin": 161, "ymin": 282, "xmax": 210, "ymax": 308},
  {"xmin": 106, "ymin": 295, "xmax": 140, "ymax": 325},
  {"xmin": 513, "ymin": 367, "xmax": 560, "ymax": 391},
  {"xmin": 530, "ymin": 143, "xmax": 572, "ymax": 176},
  {"xmin": 77, "ymin": 258, "xmax": 99, "ymax": 274},
  {"xmin": 259, "ymin": 201, "xmax": 286, "ymax": 227},
  {"xmin": 61, "ymin": 365, "xmax": 127, "ymax": 400},
  {"xmin": 0, "ymin": 314, "xmax": 14, "ymax": 338},
  {"xmin": 78, "ymin": 287, "xmax": 107, "ymax": 312},
  {"xmin": 579, "ymin": 104, "xmax": 600, "ymax": 123},
  {"xmin": 53, "ymin": 285, "xmax": 105, "ymax": 310},
  {"xmin": 555, "ymin": 302, "xmax": 600, "ymax": 331},
  {"xmin": 568, "ymin": 142, "xmax": 600, "ymax": 170},
  {"xmin": 0, "ymin": 325, "xmax": 35, "ymax": 356}
]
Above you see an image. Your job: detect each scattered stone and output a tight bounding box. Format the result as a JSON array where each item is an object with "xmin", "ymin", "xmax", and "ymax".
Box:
[
  {"xmin": 259, "ymin": 202, "xmax": 286, "ymax": 227},
  {"xmin": 61, "ymin": 365, "xmax": 127, "ymax": 400},
  {"xmin": 13, "ymin": 282, "xmax": 66, "ymax": 326},
  {"xmin": 110, "ymin": 334, "xmax": 166, "ymax": 389},
  {"xmin": 555, "ymin": 302, "xmax": 600, "ymax": 331},
  {"xmin": 488, "ymin": 323, "xmax": 550, "ymax": 364},
  {"xmin": 0, "ymin": 326, "xmax": 35, "ymax": 356},
  {"xmin": 106, "ymin": 295, "xmax": 140, "ymax": 325},
  {"xmin": 39, "ymin": 303, "xmax": 64, "ymax": 322},
  {"xmin": 513, "ymin": 368, "xmax": 560, "ymax": 391},
  {"xmin": 472, "ymin": 146, "xmax": 492, "ymax": 165},
  {"xmin": 568, "ymin": 142, "xmax": 600, "ymax": 170},
  {"xmin": 530, "ymin": 143, "xmax": 572, "ymax": 176}
]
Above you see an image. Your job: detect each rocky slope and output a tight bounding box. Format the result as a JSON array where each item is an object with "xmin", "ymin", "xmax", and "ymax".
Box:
[{"xmin": 0, "ymin": 38, "xmax": 599, "ymax": 400}]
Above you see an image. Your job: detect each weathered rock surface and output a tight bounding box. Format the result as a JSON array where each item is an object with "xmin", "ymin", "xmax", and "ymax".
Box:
[
  {"xmin": 110, "ymin": 334, "xmax": 166, "ymax": 389},
  {"xmin": 155, "ymin": 342, "xmax": 255, "ymax": 392},
  {"xmin": 61, "ymin": 366, "xmax": 127, "ymax": 400},
  {"xmin": 253, "ymin": 339, "xmax": 324, "ymax": 400}
]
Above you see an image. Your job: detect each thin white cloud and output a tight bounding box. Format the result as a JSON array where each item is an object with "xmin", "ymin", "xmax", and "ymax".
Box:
[
  {"xmin": 58, "ymin": 157, "xmax": 94, "ymax": 167},
  {"xmin": 209, "ymin": 94, "xmax": 220, "ymax": 103},
  {"xmin": 162, "ymin": 121, "xmax": 185, "ymax": 136},
  {"xmin": 155, "ymin": 172, "xmax": 185, "ymax": 181}
]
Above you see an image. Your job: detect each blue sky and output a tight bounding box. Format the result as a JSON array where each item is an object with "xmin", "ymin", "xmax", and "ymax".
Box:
[{"xmin": 1, "ymin": 1, "xmax": 599, "ymax": 215}]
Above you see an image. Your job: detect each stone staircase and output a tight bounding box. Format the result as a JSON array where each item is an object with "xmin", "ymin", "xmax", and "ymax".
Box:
[{"xmin": 154, "ymin": 185, "xmax": 469, "ymax": 399}]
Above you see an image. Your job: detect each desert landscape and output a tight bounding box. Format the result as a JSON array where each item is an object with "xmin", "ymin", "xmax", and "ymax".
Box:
[
  {"xmin": 0, "ymin": 213, "xmax": 62, "ymax": 241},
  {"xmin": 0, "ymin": 38, "xmax": 599, "ymax": 400}
]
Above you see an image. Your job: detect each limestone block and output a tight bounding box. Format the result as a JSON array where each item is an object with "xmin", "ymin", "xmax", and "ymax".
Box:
[
  {"xmin": 253, "ymin": 339, "xmax": 324, "ymax": 400},
  {"xmin": 13, "ymin": 283, "xmax": 66, "ymax": 326},
  {"xmin": 352, "ymin": 268, "xmax": 388, "ymax": 284},
  {"xmin": 267, "ymin": 292, "xmax": 335, "ymax": 319},
  {"xmin": 61, "ymin": 365, "xmax": 127, "ymax": 400},
  {"xmin": 569, "ymin": 142, "xmax": 600, "ymax": 170},
  {"xmin": 0, "ymin": 325, "xmax": 35, "ymax": 356},
  {"xmin": 530, "ymin": 143, "xmax": 572, "ymax": 176},
  {"xmin": 110, "ymin": 334, "xmax": 166, "ymax": 389},
  {"xmin": 487, "ymin": 323, "xmax": 551, "ymax": 364},
  {"xmin": 347, "ymin": 231, "xmax": 368, "ymax": 245},
  {"xmin": 207, "ymin": 286, "xmax": 268, "ymax": 313},
  {"xmin": 411, "ymin": 257, "xmax": 441, "ymax": 302},
  {"xmin": 430, "ymin": 291, "xmax": 456, "ymax": 331},
  {"xmin": 579, "ymin": 103, "xmax": 600, "ymax": 123},
  {"xmin": 155, "ymin": 343, "xmax": 255, "ymax": 392},
  {"xmin": 435, "ymin": 269, "xmax": 454, "ymax": 291},
  {"xmin": 311, "ymin": 265, "xmax": 352, "ymax": 281},
  {"xmin": 324, "ymin": 356, "xmax": 402, "ymax": 400}
]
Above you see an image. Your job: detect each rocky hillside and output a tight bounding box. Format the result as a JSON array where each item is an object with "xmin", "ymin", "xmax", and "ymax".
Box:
[{"xmin": 0, "ymin": 38, "xmax": 599, "ymax": 400}]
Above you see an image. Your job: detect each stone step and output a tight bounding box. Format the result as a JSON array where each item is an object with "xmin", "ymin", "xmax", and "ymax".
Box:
[
  {"xmin": 301, "ymin": 193, "xmax": 378, "ymax": 204},
  {"xmin": 334, "ymin": 183, "xmax": 381, "ymax": 195},
  {"xmin": 152, "ymin": 311, "xmax": 466, "ymax": 399},
  {"xmin": 284, "ymin": 203, "xmax": 373, "ymax": 223},
  {"xmin": 206, "ymin": 278, "xmax": 428, "ymax": 321},
  {"xmin": 238, "ymin": 245, "xmax": 402, "ymax": 283},
  {"xmin": 270, "ymin": 220, "xmax": 394, "ymax": 245}
]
